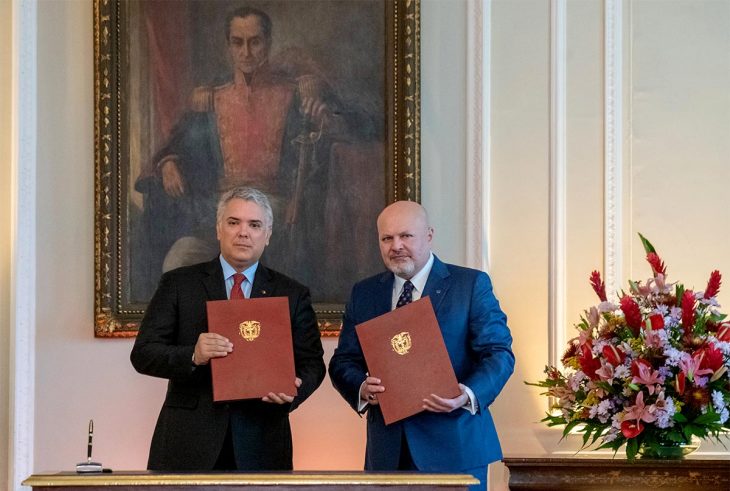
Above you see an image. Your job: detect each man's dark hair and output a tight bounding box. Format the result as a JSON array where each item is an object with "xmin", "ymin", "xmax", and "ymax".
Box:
[{"xmin": 225, "ymin": 7, "xmax": 272, "ymax": 41}]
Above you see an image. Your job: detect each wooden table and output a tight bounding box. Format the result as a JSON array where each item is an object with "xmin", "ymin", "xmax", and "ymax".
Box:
[
  {"xmin": 22, "ymin": 471, "xmax": 479, "ymax": 491},
  {"xmin": 503, "ymin": 454, "xmax": 730, "ymax": 490}
]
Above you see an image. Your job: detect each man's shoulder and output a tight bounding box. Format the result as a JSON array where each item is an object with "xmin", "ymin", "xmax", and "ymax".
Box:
[
  {"xmin": 442, "ymin": 262, "xmax": 484, "ymax": 278},
  {"xmin": 433, "ymin": 256, "xmax": 485, "ymax": 280},
  {"xmin": 351, "ymin": 271, "xmax": 391, "ymax": 293},
  {"xmin": 257, "ymin": 265, "xmax": 310, "ymax": 292}
]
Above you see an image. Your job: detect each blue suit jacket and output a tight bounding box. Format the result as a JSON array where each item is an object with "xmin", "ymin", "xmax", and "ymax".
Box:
[{"xmin": 329, "ymin": 256, "xmax": 514, "ymax": 471}]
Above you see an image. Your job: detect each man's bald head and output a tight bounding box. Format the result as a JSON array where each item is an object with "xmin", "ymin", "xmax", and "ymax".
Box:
[{"xmin": 376, "ymin": 201, "xmax": 433, "ymax": 279}]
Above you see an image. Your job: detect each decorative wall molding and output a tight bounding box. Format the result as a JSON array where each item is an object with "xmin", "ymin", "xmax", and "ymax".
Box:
[
  {"xmin": 548, "ymin": 0, "xmax": 567, "ymax": 368},
  {"xmin": 465, "ymin": 0, "xmax": 490, "ymax": 272},
  {"xmin": 604, "ymin": 0, "xmax": 623, "ymax": 297},
  {"xmin": 9, "ymin": 1, "xmax": 36, "ymax": 490}
]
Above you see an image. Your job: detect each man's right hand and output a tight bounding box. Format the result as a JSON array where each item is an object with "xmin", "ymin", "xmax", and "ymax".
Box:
[
  {"xmin": 360, "ymin": 376, "xmax": 385, "ymax": 406},
  {"xmin": 193, "ymin": 333, "xmax": 233, "ymax": 366},
  {"xmin": 160, "ymin": 158, "xmax": 185, "ymax": 197}
]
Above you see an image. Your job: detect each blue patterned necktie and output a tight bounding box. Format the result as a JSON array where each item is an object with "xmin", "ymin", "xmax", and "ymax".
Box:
[{"xmin": 396, "ymin": 280, "xmax": 414, "ymax": 308}]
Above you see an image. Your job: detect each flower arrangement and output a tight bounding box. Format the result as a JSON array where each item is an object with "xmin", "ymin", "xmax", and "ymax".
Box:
[{"xmin": 529, "ymin": 234, "xmax": 730, "ymax": 459}]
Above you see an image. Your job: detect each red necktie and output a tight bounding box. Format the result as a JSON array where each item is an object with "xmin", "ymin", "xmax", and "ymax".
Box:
[{"xmin": 231, "ymin": 273, "xmax": 246, "ymax": 300}]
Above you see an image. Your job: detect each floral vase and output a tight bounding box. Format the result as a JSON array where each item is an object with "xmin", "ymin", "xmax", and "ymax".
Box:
[{"xmin": 637, "ymin": 436, "xmax": 701, "ymax": 459}]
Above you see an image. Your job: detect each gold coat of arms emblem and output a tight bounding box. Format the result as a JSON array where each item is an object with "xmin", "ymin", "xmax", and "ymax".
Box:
[
  {"xmin": 390, "ymin": 331, "xmax": 412, "ymax": 355},
  {"xmin": 239, "ymin": 320, "xmax": 261, "ymax": 341}
]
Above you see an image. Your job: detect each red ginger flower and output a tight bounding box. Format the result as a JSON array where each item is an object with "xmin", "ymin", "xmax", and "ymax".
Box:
[
  {"xmin": 646, "ymin": 252, "xmax": 666, "ymax": 277},
  {"xmin": 590, "ymin": 271, "xmax": 608, "ymax": 302},
  {"xmin": 681, "ymin": 290, "xmax": 696, "ymax": 334},
  {"xmin": 620, "ymin": 295, "xmax": 642, "ymax": 336},
  {"xmin": 704, "ymin": 270, "xmax": 722, "ymax": 299}
]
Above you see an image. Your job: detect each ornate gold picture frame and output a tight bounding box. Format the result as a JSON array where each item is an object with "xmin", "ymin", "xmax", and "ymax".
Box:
[{"xmin": 94, "ymin": 0, "xmax": 420, "ymax": 337}]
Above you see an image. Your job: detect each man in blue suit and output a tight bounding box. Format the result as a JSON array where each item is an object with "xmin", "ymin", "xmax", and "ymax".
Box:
[{"xmin": 329, "ymin": 201, "xmax": 514, "ymax": 490}]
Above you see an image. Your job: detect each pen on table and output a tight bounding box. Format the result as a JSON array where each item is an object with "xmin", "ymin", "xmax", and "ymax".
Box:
[{"xmin": 87, "ymin": 419, "xmax": 94, "ymax": 463}]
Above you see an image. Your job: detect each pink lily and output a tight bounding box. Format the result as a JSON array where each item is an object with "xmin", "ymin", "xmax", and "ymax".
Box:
[
  {"xmin": 678, "ymin": 352, "xmax": 714, "ymax": 382},
  {"xmin": 631, "ymin": 360, "xmax": 664, "ymax": 394},
  {"xmin": 595, "ymin": 362, "xmax": 615, "ymax": 383},
  {"xmin": 623, "ymin": 391, "xmax": 658, "ymax": 425}
]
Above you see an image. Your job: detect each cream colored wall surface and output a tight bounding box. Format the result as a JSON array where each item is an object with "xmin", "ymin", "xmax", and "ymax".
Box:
[
  {"xmin": 628, "ymin": 0, "xmax": 730, "ymax": 298},
  {"xmin": 489, "ymin": 0, "xmax": 551, "ymax": 455},
  {"xmin": 421, "ymin": 0, "xmax": 466, "ymax": 265},
  {"xmin": 1, "ymin": 0, "xmax": 13, "ymax": 484},
  {"xmin": 33, "ymin": 0, "xmax": 160, "ymax": 471}
]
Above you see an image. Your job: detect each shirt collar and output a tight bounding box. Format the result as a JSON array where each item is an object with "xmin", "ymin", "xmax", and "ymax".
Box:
[
  {"xmin": 393, "ymin": 252, "xmax": 434, "ymax": 295},
  {"xmin": 219, "ymin": 255, "xmax": 259, "ymax": 283}
]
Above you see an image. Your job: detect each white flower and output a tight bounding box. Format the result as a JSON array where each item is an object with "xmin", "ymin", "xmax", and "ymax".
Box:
[
  {"xmin": 655, "ymin": 396, "xmax": 676, "ymax": 429},
  {"xmin": 598, "ymin": 301, "xmax": 618, "ymax": 313},
  {"xmin": 614, "ymin": 364, "xmax": 630, "ymax": 380},
  {"xmin": 568, "ymin": 372, "xmax": 586, "ymax": 392},
  {"xmin": 588, "ymin": 399, "xmax": 614, "ymax": 424},
  {"xmin": 664, "ymin": 346, "xmax": 688, "ymax": 367},
  {"xmin": 712, "ymin": 390, "xmax": 727, "ymax": 412},
  {"xmin": 719, "ymin": 408, "xmax": 730, "ymax": 425}
]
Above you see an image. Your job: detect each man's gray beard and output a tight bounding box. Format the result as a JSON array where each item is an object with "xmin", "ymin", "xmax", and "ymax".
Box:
[{"xmin": 388, "ymin": 260, "xmax": 415, "ymax": 278}]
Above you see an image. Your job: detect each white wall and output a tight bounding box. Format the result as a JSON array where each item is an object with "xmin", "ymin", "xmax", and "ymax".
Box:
[{"xmin": 6, "ymin": 1, "xmax": 730, "ymax": 490}]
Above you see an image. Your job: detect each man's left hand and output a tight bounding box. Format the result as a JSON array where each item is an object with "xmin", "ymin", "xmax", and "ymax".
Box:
[
  {"xmin": 301, "ymin": 97, "xmax": 329, "ymax": 124},
  {"xmin": 422, "ymin": 383, "xmax": 469, "ymax": 413},
  {"xmin": 263, "ymin": 377, "xmax": 302, "ymax": 404}
]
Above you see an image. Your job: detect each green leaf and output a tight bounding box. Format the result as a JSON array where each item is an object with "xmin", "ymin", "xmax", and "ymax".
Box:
[
  {"xmin": 626, "ymin": 438, "xmax": 639, "ymax": 460},
  {"xmin": 673, "ymin": 413, "xmax": 688, "ymax": 423},
  {"xmin": 590, "ymin": 427, "xmax": 606, "ymax": 446},
  {"xmin": 581, "ymin": 426, "xmax": 593, "ymax": 447},
  {"xmin": 638, "ymin": 233, "xmax": 656, "ymax": 254},
  {"xmin": 675, "ymin": 284, "xmax": 685, "ymax": 307},
  {"xmin": 693, "ymin": 413, "xmax": 720, "ymax": 425},
  {"xmin": 665, "ymin": 430, "xmax": 685, "ymax": 443}
]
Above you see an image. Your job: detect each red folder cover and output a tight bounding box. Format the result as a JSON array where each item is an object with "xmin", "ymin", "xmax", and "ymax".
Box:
[
  {"xmin": 355, "ymin": 296, "xmax": 460, "ymax": 424},
  {"xmin": 206, "ymin": 297, "xmax": 296, "ymax": 402}
]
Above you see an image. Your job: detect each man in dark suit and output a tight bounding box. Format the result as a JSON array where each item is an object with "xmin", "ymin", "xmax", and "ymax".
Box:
[
  {"xmin": 329, "ymin": 201, "xmax": 514, "ymax": 490},
  {"xmin": 131, "ymin": 186, "xmax": 325, "ymax": 471}
]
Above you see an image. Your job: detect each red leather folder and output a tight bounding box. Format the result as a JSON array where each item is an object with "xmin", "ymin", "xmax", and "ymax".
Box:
[
  {"xmin": 206, "ymin": 297, "xmax": 296, "ymax": 402},
  {"xmin": 355, "ymin": 296, "xmax": 460, "ymax": 424}
]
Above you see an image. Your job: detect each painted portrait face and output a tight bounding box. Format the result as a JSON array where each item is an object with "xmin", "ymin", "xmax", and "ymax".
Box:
[
  {"xmin": 377, "ymin": 201, "xmax": 433, "ymax": 279},
  {"xmin": 227, "ymin": 15, "xmax": 271, "ymax": 75},
  {"xmin": 216, "ymin": 198, "xmax": 272, "ymax": 271}
]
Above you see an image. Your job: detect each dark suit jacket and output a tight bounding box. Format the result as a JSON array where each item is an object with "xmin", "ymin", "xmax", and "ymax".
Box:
[
  {"xmin": 130, "ymin": 257, "xmax": 325, "ymax": 471},
  {"xmin": 329, "ymin": 256, "xmax": 514, "ymax": 472}
]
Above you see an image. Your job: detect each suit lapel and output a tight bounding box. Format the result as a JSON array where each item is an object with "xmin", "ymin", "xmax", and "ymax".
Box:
[
  {"xmin": 250, "ymin": 264, "xmax": 275, "ymax": 298},
  {"xmin": 422, "ymin": 255, "xmax": 450, "ymax": 313},
  {"xmin": 202, "ymin": 257, "xmax": 227, "ymax": 300},
  {"xmin": 376, "ymin": 272, "xmax": 395, "ymax": 314}
]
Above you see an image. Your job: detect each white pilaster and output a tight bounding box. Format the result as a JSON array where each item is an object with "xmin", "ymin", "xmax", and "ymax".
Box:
[
  {"xmin": 10, "ymin": 0, "xmax": 37, "ymax": 489},
  {"xmin": 548, "ymin": 0, "xmax": 567, "ymax": 368},
  {"xmin": 604, "ymin": 0, "xmax": 624, "ymax": 297},
  {"xmin": 465, "ymin": 0, "xmax": 490, "ymax": 272}
]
